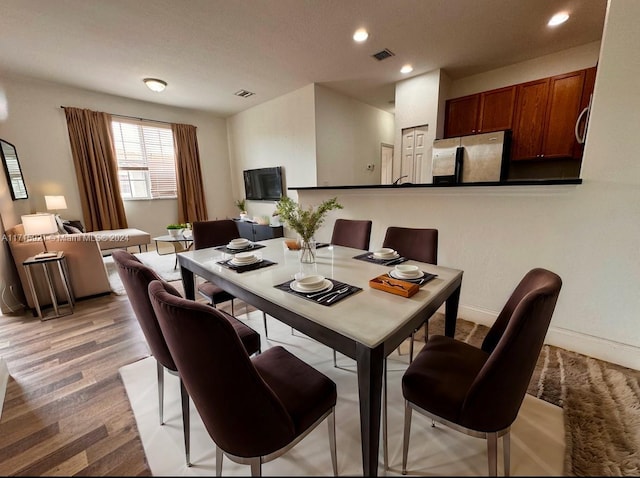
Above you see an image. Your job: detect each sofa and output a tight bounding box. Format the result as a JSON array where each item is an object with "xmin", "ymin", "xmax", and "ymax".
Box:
[{"xmin": 5, "ymin": 224, "xmax": 151, "ymax": 309}]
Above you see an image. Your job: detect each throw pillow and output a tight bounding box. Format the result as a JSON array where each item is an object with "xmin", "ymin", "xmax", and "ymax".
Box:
[
  {"xmin": 62, "ymin": 219, "xmax": 85, "ymax": 233},
  {"xmin": 63, "ymin": 224, "xmax": 83, "ymax": 234}
]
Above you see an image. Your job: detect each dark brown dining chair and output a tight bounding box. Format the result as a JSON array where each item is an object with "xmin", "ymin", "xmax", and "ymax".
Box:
[
  {"xmin": 380, "ymin": 226, "xmax": 438, "ymax": 468},
  {"xmin": 383, "ymin": 226, "xmax": 439, "ymax": 362},
  {"xmin": 329, "ymin": 218, "xmax": 373, "ymax": 363},
  {"xmin": 401, "ymin": 268, "xmax": 562, "ymax": 476},
  {"xmin": 331, "ymin": 218, "xmax": 373, "ymax": 251},
  {"xmin": 192, "ymin": 219, "xmax": 270, "ymax": 337},
  {"xmin": 148, "ymin": 279, "xmax": 338, "ymax": 476},
  {"xmin": 112, "ymin": 250, "xmax": 261, "ymax": 467}
]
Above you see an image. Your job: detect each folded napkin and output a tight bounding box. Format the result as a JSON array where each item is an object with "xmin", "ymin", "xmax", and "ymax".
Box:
[
  {"xmin": 217, "ymin": 258, "xmax": 276, "ymax": 273},
  {"xmin": 274, "ymin": 278, "xmax": 361, "ymax": 306},
  {"xmin": 214, "ymin": 243, "xmax": 266, "ymax": 254},
  {"xmin": 353, "ymin": 252, "xmax": 408, "ymax": 265}
]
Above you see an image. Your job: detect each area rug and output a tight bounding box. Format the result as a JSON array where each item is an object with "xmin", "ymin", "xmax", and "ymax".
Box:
[
  {"xmin": 103, "ymin": 251, "xmax": 181, "ymax": 294},
  {"xmin": 421, "ymin": 315, "xmax": 640, "ymax": 476},
  {"xmin": 120, "ymin": 312, "xmax": 565, "ymax": 476}
]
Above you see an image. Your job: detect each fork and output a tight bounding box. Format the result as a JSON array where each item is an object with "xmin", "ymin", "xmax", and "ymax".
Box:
[{"xmin": 317, "ymin": 286, "xmax": 349, "ymax": 302}]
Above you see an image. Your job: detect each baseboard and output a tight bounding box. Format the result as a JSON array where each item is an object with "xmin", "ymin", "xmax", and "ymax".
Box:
[
  {"xmin": 0, "ymin": 358, "xmax": 8, "ymax": 419},
  {"xmin": 458, "ymin": 305, "xmax": 640, "ymax": 371}
]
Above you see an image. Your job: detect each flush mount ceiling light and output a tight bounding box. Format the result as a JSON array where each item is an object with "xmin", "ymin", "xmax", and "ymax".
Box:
[
  {"xmin": 400, "ymin": 64, "xmax": 414, "ymax": 74},
  {"xmin": 548, "ymin": 12, "xmax": 570, "ymax": 26},
  {"xmin": 143, "ymin": 78, "xmax": 167, "ymax": 92},
  {"xmin": 353, "ymin": 28, "xmax": 369, "ymax": 42}
]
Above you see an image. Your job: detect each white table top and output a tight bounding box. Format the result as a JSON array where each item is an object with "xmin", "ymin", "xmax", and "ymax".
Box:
[{"xmin": 178, "ymin": 238, "xmax": 463, "ymax": 349}]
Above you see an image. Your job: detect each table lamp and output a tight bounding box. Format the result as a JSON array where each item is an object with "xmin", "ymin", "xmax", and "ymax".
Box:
[
  {"xmin": 21, "ymin": 213, "xmax": 59, "ymax": 259},
  {"xmin": 45, "ymin": 195, "xmax": 67, "ymax": 215}
]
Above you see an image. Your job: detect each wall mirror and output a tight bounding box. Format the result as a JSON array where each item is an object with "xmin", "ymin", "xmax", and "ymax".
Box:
[{"xmin": 0, "ymin": 138, "xmax": 28, "ymax": 200}]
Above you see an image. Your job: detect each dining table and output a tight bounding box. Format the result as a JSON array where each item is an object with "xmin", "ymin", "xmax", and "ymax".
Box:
[{"xmin": 178, "ymin": 237, "xmax": 463, "ymax": 476}]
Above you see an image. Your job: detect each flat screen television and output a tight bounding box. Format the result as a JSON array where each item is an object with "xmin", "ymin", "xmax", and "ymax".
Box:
[{"xmin": 243, "ymin": 166, "xmax": 284, "ymax": 201}]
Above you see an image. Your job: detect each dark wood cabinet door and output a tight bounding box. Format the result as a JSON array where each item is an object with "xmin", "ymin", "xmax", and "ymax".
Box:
[
  {"xmin": 511, "ymin": 78, "xmax": 550, "ymax": 161},
  {"xmin": 444, "ymin": 94, "xmax": 479, "ymax": 138},
  {"xmin": 540, "ymin": 70, "xmax": 586, "ymax": 159},
  {"xmin": 477, "ymin": 86, "xmax": 516, "ymax": 133}
]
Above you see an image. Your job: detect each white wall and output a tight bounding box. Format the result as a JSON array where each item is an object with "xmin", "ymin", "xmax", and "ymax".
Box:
[
  {"xmin": 393, "ymin": 69, "xmax": 443, "ymax": 183},
  {"xmin": 314, "ymin": 84, "xmax": 394, "ymax": 186},
  {"xmin": 0, "ymin": 74, "xmax": 231, "ymax": 313},
  {"xmin": 226, "ymin": 84, "xmax": 317, "ymax": 220},
  {"xmin": 450, "ymin": 41, "xmax": 601, "ymax": 98},
  {"xmin": 296, "ymin": 0, "xmax": 640, "ymax": 370}
]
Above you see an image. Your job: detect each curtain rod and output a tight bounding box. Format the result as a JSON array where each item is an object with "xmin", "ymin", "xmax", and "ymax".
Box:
[{"xmin": 59, "ymin": 106, "xmax": 173, "ymax": 126}]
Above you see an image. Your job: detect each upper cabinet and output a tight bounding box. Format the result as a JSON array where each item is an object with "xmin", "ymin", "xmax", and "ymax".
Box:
[
  {"xmin": 444, "ymin": 86, "xmax": 516, "ymax": 137},
  {"xmin": 444, "ymin": 67, "xmax": 597, "ymax": 162}
]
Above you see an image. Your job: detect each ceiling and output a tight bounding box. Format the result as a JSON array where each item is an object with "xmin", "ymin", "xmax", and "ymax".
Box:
[{"xmin": 0, "ymin": 0, "xmax": 607, "ymax": 117}]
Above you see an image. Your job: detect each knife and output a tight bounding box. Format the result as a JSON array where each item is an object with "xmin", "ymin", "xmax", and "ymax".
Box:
[{"xmin": 384, "ymin": 257, "xmax": 405, "ymax": 266}]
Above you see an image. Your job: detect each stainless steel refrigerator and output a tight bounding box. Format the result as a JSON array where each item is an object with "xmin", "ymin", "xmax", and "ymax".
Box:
[{"xmin": 432, "ymin": 130, "xmax": 511, "ymax": 184}]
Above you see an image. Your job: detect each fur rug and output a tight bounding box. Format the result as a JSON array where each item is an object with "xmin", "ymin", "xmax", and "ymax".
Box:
[
  {"xmin": 103, "ymin": 251, "xmax": 181, "ymax": 294},
  {"xmin": 421, "ymin": 315, "xmax": 640, "ymax": 476}
]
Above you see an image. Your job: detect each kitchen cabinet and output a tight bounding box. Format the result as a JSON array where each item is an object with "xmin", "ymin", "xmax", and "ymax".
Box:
[
  {"xmin": 444, "ymin": 95, "xmax": 479, "ymax": 137},
  {"xmin": 511, "ymin": 69, "xmax": 589, "ymax": 161},
  {"xmin": 235, "ymin": 220, "xmax": 283, "ymax": 242},
  {"xmin": 444, "ymin": 86, "xmax": 515, "ymax": 138}
]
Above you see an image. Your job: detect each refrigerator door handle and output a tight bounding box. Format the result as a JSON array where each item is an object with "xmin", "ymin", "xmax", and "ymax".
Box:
[{"xmin": 575, "ymin": 94, "xmax": 592, "ymax": 144}]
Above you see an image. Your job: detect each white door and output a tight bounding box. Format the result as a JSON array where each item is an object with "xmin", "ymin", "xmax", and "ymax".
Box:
[
  {"xmin": 401, "ymin": 125, "xmax": 428, "ymax": 183},
  {"xmin": 380, "ymin": 143, "xmax": 394, "ymax": 184}
]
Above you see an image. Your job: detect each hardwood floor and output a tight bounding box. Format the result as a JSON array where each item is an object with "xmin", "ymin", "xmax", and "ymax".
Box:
[{"xmin": 0, "ymin": 293, "xmax": 164, "ymax": 476}]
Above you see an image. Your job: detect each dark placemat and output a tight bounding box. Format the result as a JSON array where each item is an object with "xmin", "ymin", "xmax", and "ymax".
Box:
[
  {"xmin": 217, "ymin": 258, "xmax": 276, "ymax": 273},
  {"xmin": 274, "ymin": 278, "xmax": 362, "ymax": 306},
  {"xmin": 353, "ymin": 252, "xmax": 408, "ymax": 266},
  {"xmin": 214, "ymin": 243, "xmax": 266, "ymax": 254},
  {"xmin": 386, "ymin": 271, "xmax": 437, "ymax": 287}
]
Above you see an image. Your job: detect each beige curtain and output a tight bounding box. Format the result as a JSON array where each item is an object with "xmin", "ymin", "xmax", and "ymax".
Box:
[
  {"xmin": 63, "ymin": 107, "xmax": 128, "ymax": 231},
  {"xmin": 172, "ymin": 123, "xmax": 208, "ymax": 223}
]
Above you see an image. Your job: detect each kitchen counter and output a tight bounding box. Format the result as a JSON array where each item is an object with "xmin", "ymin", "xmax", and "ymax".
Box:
[{"xmin": 288, "ymin": 178, "xmax": 581, "ymax": 191}]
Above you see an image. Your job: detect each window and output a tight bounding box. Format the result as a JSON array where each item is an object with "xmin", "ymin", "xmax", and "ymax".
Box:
[{"xmin": 111, "ymin": 119, "xmax": 177, "ymax": 199}]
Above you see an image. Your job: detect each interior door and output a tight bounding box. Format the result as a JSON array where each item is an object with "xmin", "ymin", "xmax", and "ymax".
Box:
[
  {"xmin": 401, "ymin": 125, "xmax": 428, "ymax": 183},
  {"xmin": 380, "ymin": 143, "xmax": 394, "ymax": 184}
]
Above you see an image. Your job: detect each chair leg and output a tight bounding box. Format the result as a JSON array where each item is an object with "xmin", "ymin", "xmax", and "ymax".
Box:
[
  {"xmin": 409, "ymin": 330, "xmax": 416, "ymax": 363},
  {"xmin": 262, "ymin": 312, "xmax": 268, "ymax": 338},
  {"xmin": 402, "ymin": 400, "xmax": 412, "ymax": 475},
  {"xmin": 157, "ymin": 361, "xmax": 164, "ymax": 425},
  {"xmin": 487, "ymin": 432, "xmax": 498, "ymax": 476},
  {"xmin": 180, "ymin": 378, "xmax": 191, "ymax": 467},
  {"xmin": 503, "ymin": 431, "xmax": 511, "ymax": 476},
  {"xmin": 383, "ymin": 358, "xmax": 389, "ymax": 470},
  {"xmin": 250, "ymin": 457, "xmax": 262, "ymax": 476},
  {"xmin": 333, "ymin": 349, "xmax": 337, "ymax": 367},
  {"xmin": 216, "ymin": 446, "xmax": 223, "ymax": 476},
  {"xmin": 231, "ymin": 298, "xmax": 234, "ymax": 316},
  {"xmin": 328, "ymin": 407, "xmax": 338, "ymax": 476}
]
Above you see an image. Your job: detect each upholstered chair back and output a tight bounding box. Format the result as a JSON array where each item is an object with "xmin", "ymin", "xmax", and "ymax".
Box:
[
  {"xmin": 382, "ymin": 227, "xmax": 438, "ymax": 264},
  {"xmin": 331, "ymin": 219, "xmax": 372, "ymax": 251},
  {"xmin": 192, "ymin": 219, "xmax": 240, "ymax": 250}
]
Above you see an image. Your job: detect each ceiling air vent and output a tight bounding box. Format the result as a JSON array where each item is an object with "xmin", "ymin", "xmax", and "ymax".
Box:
[
  {"xmin": 234, "ymin": 89, "xmax": 255, "ymax": 98},
  {"xmin": 372, "ymin": 49, "xmax": 395, "ymax": 61}
]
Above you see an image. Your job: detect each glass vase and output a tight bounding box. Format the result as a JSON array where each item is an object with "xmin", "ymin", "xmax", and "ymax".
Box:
[{"xmin": 299, "ymin": 238, "xmax": 316, "ymax": 264}]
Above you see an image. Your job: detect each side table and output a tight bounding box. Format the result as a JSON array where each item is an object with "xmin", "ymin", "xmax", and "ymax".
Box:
[
  {"xmin": 153, "ymin": 234, "xmax": 194, "ymax": 269},
  {"xmin": 23, "ymin": 251, "xmax": 74, "ymax": 320}
]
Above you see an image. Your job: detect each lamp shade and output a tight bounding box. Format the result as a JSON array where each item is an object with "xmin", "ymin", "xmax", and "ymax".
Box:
[
  {"xmin": 22, "ymin": 213, "xmax": 58, "ymax": 236},
  {"xmin": 45, "ymin": 195, "xmax": 67, "ymax": 211}
]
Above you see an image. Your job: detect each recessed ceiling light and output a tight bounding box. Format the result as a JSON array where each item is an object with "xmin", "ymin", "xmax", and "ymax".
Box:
[
  {"xmin": 400, "ymin": 64, "xmax": 414, "ymax": 74},
  {"xmin": 353, "ymin": 28, "xmax": 369, "ymax": 42},
  {"xmin": 143, "ymin": 78, "xmax": 167, "ymax": 92},
  {"xmin": 548, "ymin": 12, "xmax": 570, "ymax": 26}
]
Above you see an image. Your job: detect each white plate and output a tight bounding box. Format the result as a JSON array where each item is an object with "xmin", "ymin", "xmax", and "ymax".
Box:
[
  {"xmin": 294, "ymin": 275, "xmax": 326, "ymax": 290},
  {"xmin": 230, "ymin": 256, "xmax": 261, "ymax": 266},
  {"xmin": 374, "ymin": 252, "xmax": 400, "ymax": 260},
  {"xmin": 290, "ymin": 279, "xmax": 333, "ymax": 294},
  {"xmin": 390, "ymin": 269, "xmax": 424, "ymax": 280}
]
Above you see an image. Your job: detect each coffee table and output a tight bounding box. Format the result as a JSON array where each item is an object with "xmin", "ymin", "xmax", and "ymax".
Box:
[{"xmin": 153, "ymin": 234, "xmax": 194, "ymax": 269}]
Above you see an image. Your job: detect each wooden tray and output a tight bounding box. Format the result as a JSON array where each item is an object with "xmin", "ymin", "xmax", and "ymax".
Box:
[{"xmin": 369, "ymin": 274, "xmax": 419, "ymax": 298}]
